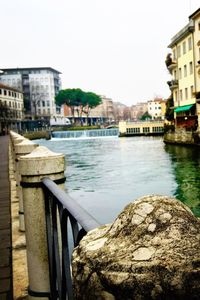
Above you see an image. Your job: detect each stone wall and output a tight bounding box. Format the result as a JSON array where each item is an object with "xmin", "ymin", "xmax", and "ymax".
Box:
[
  {"xmin": 164, "ymin": 128, "xmax": 200, "ymax": 145},
  {"xmin": 72, "ymin": 195, "xmax": 200, "ymax": 300}
]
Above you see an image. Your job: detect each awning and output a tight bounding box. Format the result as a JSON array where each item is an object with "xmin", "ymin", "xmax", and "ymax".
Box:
[{"xmin": 174, "ymin": 104, "xmax": 194, "ymax": 113}]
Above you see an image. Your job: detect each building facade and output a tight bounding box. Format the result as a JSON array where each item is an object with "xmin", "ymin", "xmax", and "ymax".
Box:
[
  {"xmin": 63, "ymin": 95, "xmax": 115, "ymax": 125},
  {"xmin": 90, "ymin": 96, "xmax": 114, "ymax": 123},
  {"xmin": 167, "ymin": 8, "xmax": 200, "ymax": 130},
  {"xmin": 147, "ymin": 98, "xmax": 166, "ymax": 120},
  {"xmin": 0, "ymin": 83, "xmax": 24, "ymax": 134},
  {"xmin": 130, "ymin": 102, "xmax": 148, "ymax": 120},
  {"xmin": 0, "ymin": 67, "xmax": 62, "ymax": 120}
]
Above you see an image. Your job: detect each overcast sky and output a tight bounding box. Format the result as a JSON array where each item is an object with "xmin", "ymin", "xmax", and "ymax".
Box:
[{"xmin": 1, "ymin": 0, "xmax": 199, "ymax": 106}]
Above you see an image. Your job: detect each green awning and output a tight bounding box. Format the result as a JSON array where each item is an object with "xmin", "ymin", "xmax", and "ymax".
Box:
[{"xmin": 174, "ymin": 104, "xmax": 194, "ymax": 113}]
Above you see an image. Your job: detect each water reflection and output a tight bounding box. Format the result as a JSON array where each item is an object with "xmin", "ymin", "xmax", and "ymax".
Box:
[{"xmin": 165, "ymin": 144, "xmax": 200, "ymax": 217}]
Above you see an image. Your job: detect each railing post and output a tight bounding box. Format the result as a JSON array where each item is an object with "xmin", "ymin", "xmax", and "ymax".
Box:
[
  {"xmin": 15, "ymin": 139, "xmax": 38, "ymax": 231},
  {"xmin": 19, "ymin": 146, "xmax": 65, "ymax": 300}
]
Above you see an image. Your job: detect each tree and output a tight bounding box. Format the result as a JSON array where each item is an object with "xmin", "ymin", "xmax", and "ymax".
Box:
[
  {"xmin": 140, "ymin": 111, "xmax": 152, "ymax": 121},
  {"xmin": 55, "ymin": 88, "xmax": 102, "ymax": 124},
  {"xmin": 165, "ymin": 94, "xmax": 174, "ymax": 121},
  {"xmin": 82, "ymin": 92, "xmax": 102, "ymax": 122}
]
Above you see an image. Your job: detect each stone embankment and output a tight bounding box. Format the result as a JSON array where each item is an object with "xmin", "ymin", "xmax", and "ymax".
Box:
[
  {"xmin": 164, "ymin": 128, "xmax": 200, "ymax": 145},
  {"xmin": 72, "ymin": 195, "xmax": 200, "ymax": 300}
]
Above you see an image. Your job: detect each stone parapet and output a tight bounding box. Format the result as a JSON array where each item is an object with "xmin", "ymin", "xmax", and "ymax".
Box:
[{"xmin": 164, "ymin": 128, "xmax": 200, "ymax": 145}]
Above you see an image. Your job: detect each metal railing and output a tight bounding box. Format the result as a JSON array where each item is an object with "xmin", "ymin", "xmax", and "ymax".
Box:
[{"xmin": 42, "ymin": 178, "xmax": 100, "ymax": 300}]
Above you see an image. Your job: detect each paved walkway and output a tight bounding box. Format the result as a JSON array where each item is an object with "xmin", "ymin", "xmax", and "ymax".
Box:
[{"xmin": 0, "ymin": 135, "xmax": 13, "ymax": 299}]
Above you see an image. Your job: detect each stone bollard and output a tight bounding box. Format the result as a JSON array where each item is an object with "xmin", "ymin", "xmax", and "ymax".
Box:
[
  {"xmin": 11, "ymin": 133, "xmax": 26, "ymax": 176},
  {"xmin": 19, "ymin": 146, "xmax": 65, "ymax": 300},
  {"xmin": 72, "ymin": 195, "xmax": 200, "ymax": 300},
  {"xmin": 15, "ymin": 139, "xmax": 38, "ymax": 231}
]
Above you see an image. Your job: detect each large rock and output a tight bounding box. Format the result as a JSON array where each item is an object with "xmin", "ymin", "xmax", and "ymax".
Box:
[{"xmin": 72, "ymin": 195, "xmax": 200, "ymax": 300}]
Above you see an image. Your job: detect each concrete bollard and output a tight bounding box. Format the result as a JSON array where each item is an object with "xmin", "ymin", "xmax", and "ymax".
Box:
[
  {"xmin": 19, "ymin": 146, "xmax": 65, "ymax": 300},
  {"xmin": 15, "ymin": 140, "xmax": 38, "ymax": 231},
  {"xmin": 11, "ymin": 133, "xmax": 26, "ymax": 176}
]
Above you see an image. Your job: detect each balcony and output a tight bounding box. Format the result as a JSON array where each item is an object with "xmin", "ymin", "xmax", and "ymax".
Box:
[
  {"xmin": 167, "ymin": 61, "xmax": 177, "ymax": 72},
  {"xmin": 167, "ymin": 79, "xmax": 178, "ymax": 90}
]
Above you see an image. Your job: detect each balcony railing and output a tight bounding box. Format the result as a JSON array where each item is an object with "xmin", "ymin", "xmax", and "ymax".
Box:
[
  {"xmin": 42, "ymin": 178, "xmax": 100, "ymax": 300},
  {"xmin": 167, "ymin": 61, "xmax": 177, "ymax": 71},
  {"xmin": 167, "ymin": 79, "xmax": 178, "ymax": 90}
]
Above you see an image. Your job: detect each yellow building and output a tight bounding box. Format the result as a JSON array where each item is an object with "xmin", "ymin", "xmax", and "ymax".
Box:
[
  {"xmin": 167, "ymin": 8, "xmax": 200, "ymax": 131},
  {"xmin": 119, "ymin": 120, "xmax": 164, "ymax": 136}
]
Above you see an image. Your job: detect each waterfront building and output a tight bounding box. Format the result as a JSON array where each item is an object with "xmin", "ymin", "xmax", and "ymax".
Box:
[
  {"xmin": 90, "ymin": 95, "xmax": 115, "ymax": 123},
  {"xmin": 147, "ymin": 98, "xmax": 166, "ymax": 120},
  {"xmin": 167, "ymin": 8, "xmax": 200, "ymax": 130},
  {"xmin": 0, "ymin": 83, "xmax": 24, "ymax": 134},
  {"xmin": 119, "ymin": 120, "xmax": 164, "ymax": 136},
  {"xmin": 0, "ymin": 67, "xmax": 62, "ymax": 121},
  {"xmin": 130, "ymin": 102, "xmax": 148, "ymax": 120}
]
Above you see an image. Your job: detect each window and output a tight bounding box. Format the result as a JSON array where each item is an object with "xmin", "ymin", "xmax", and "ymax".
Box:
[
  {"xmin": 184, "ymin": 65, "xmax": 187, "ymax": 77},
  {"xmin": 0, "ymin": 89, "xmax": 1, "ymax": 94},
  {"xmin": 175, "ymin": 91, "xmax": 178, "ymax": 102},
  {"xmin": 173, "ymin": 49, "xmax": 176, "ymax": 60},
  {"xmin": 47, "ymin": 101, "xmax": 50, "ymax": 107},
  {"xmin": 177, "ymin": 45, "xmax": 181, "ymax": 58},
  {"xmin": 199, "ymin": 22, "xmax": 200, "ymax": 30},
  {"xmin": 143, "ymin": 127, "xmax": 150, "ymax": 133},
  {"xmin": 4, "ymin": 90, "xmax": 7, "ymax": 96},
  {"xmin": 180, "ymin": 90, "xmax": 183, "ymax": 101},
  {"xmin": 42, "ymin": 101, "xmax": 45, "ymax": 107},
  {"xmin": 179, "ymin": 68, "xmax": 182, "ymax": 79},
  {"xmin": 188, "ymin": 37, "xmax": 192, "ymax": 50},
  {"xmin": 185, "ymin": 88, "xmax": 188, "ymax": 100},
  {"xmin": 189, "ymin": 62, "xmax": 193, "ymax": 74},
  {"xmin": 191, "ymin": 85, "xmax": 194, "ymax": 97},
  {"xmin": 183, "ymin": 41, "xmax": 186, "ymax": 54}
]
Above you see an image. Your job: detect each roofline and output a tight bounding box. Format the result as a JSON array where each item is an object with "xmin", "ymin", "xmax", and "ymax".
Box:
[
  {"xmin": 189, "ymin": 7, "xmax": 200, "ymax": 19},
  {"xmin": 0, "ymin": 82, "xmax": 23, "ymax": 93},
  {"xmin": 0, "ymin": 67, "xmax": 62, "ymax": 74},
  {"xmin": 168, "ymin": 20, "xmax": 194, "ymax": 48}
]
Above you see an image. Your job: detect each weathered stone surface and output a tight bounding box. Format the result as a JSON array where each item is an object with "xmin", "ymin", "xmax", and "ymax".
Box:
[
  {"xmin": 164, "ymin": 128, "xmax": 200, "ymax": 145},
  {"xmin": 72, "ymin": 195, "xmax": 200, "ymax": 300}
]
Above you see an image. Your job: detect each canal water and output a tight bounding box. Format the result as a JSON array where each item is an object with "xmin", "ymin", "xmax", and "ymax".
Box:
[{"xmin": 36, "ymin": 136, "xmax": 200, "ymax": 223}]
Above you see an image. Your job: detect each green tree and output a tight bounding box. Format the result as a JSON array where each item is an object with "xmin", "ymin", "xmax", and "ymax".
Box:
[
  {"xmin": 55, "ymin": 88, "xmax": 84, "ymax": 118},
  {"xmin": 82, "ymin": 92, "xmax": 102, "ymax": 122},
  {"xmin": 55, "ymin": 88, "xmax": 101, "ymax": 124},
  {"xmin": 165, "ymin": 94, "xmax": 174, "ymax": 121},
  {"xmin": 140, "ymin": 111, "xmax": 152, "ymax": 121}
]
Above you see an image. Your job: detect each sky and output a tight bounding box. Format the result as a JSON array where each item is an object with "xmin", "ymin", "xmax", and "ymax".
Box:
[{"xmin": 1, "ymin": 0, "xmax": 200, "ymax": 106}]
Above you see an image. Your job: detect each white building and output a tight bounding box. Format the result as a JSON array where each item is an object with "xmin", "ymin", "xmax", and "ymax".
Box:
[
  {"xmin": 0, "ymin": 67, "xmax": 62, "ymax": 120},
  {"xmin": 147, "ymin": 99, "xmax": 163, "ymax": 120}
]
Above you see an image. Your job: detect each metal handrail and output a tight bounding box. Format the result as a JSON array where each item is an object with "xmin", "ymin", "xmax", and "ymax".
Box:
[{"xmin": 42, "ymin": 177, "xmax": 100, "ymax": 300}]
